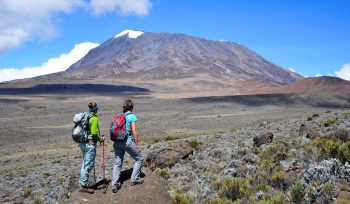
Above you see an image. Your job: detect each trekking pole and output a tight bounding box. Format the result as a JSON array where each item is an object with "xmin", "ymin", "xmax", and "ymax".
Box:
[
  {"xmin": 93, "ymin": 165, "xmax": 96, "ymax": 183},
  {"xmin": 102, "ymin": 140, "xmax": 108, "ymax": 194}
]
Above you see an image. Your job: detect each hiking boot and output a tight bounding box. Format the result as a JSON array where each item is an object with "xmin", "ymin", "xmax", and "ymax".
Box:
[
  {"xmin": 79, "ymin": 185, "xmax": 94, "ymax": 194},
  {"xmin": 130, "ymin": 178, "xmax": 144, "ymax": 186},
  {"xmin": 112, "ymin": 182, "xmax": 121, "ymax": 193}
]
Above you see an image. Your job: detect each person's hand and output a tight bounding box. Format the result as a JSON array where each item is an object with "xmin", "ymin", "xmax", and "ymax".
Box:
[
  {"xmin": 100, "ymin": 135, "xmax": 105, "ymax": 144},
  {"xmin": 136, "ymin": 144, "xmax": 142, "ymax": 152}
]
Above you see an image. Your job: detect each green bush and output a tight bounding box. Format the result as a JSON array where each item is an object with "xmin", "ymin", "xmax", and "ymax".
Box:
[
  {"xmin": 58, "ymin": 176, "xmax": 66, "ymax": 184},
  {"xmin": 24, "ymin": 188, "xmax": 32, "ymax": 197},
  {"xmin": 270, "ymin": 171, "xmax": 284, "ymax": 187},
  {"xmin": 338, "ymin": 143, "xmax": 350, "ymax": 163},
  {"xmin": 307, "ymin": 113, "xmax": 319, "ymax": 121},
  {"xmin": 255, "ymin": 192, "xmax": 285, "ymax": 204},
  {"xmin": 324, "ymin": 139, "xmax": 340, "ymax": 156},
  {"xmin": 156, "ymin": 168, "xmax": 171, "ymax": 179},
  {"xmin": 259, "ymin": 144, "xmax": 288, "ymax": 163},
  {"xmin": 303, "ymin": 145, "xmax": 313, "ymax": 152},
  {"xmin": 324, "ymin": 118, "xmax": 338, "ymax": 127},
  {"xmin": 188, "ymin": 140, "xmax": 202, "ymax": 149},
  {"xmin": 171, "ymin": 192, "xmax": 191, "ymax": 204},
  {"xmin": 216, "ymin": 178, "xmax": 252, "ymax": 201},
  {"xmin": 205, "ymin": 198, "xmax": 234, "ymax": 204},
  {"xmin": 290, "ymin": 180, "xmax": 304, "ymax": 203}
]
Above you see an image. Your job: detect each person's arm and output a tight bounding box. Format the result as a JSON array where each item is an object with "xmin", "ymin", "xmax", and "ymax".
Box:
[
  {"xmin": 131, "ymin": 122, "xmax": 142, "ymax": 151},
  {"xmin": 90, "ymin": 117, "xmax": 103, "ymax": 142}
]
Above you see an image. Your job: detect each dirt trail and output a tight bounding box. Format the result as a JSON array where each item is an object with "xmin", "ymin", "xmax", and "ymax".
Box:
[{"xmin": 67, "ymin": 170, "xmax": 171, "ymax": 204}]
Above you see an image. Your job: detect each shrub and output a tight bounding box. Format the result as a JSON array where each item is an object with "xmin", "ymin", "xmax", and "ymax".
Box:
[
  {"xmin": 338, "ymin": 143, "xmax": 350, "ymax": 163},
  {"xmin": 217, "ymin": 178, "xmax": 252, "ymax": 201},
  {"xmin": 324, "ymin": 139, "xmax": 340, "ymax": 157},
  {"xmin": 166, "ymin": 135, "xmax": 182, "ymax": 141},
  {"xmin": 270, "ymin": 171, "xmax": 284, "ymax": 187},
  {"xmin": 24, "ymin": 188, "xmax": 32, "ymax": 197},
  {"xmin": 188, "ymin": 140, "xmax": 202, "ymax": 149},
  {"xmin": 324, "ymin": 118, "xmax": 338, "ymax": 127},
  {"xmin": 307, "ymin": 113, "xmax": 319, "ymax": 121},
  {"xmin": 58, "ymin": 176, "xmax": 65, "ymax": 184},
  {"xmin": 270, "ymin": 192, "xmax": 286, "ymax": 204},
  {"xmin": 205, "ymin": 198, "xmax": 234, "ymax": 204},
  {"xmin": 255, "ymin": 192, "xmax": 286, "ymax": 204},
  {"xmin": 303, "ymin": 145, "xmax": 313, "ymax": 152},
  {"xmin": 156, "ymin": 168, "xmax": 171, "ymax": 179},
  {"xmin": 290, "ymin": 180, "xmax": 304, "ymax": 203},
  {"xmin": 171, "ymin": 192, "xmax": 191, "ymax": 204},
  {"xmin": 259, "ymin": 144, "xmax": 288, "ymax": 163}
]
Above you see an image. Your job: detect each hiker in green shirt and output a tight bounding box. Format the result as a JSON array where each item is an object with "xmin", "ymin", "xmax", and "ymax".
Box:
[{"xmin": 79, "ymin": 102, "xmax": 105, "ymax": 194}]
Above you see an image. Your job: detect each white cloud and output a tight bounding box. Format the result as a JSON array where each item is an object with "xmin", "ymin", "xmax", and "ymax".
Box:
[
  {"xmin": 0, "ymin": 42, "xmax": 99, "ymax": 82},
  {"xmin": 0, "ymin": 0, "xmax": 151, "ymax": 54},
  {"xmin": 335, "ymin": 63, "xmax": 350, "ymax": 81},
  {"xmin": 0, "ymin": 0, "xmax": 84, "ymax": 54},
  {"xmin": 90, "ymin": 0, "xmax": 151, "ymax": 15}
]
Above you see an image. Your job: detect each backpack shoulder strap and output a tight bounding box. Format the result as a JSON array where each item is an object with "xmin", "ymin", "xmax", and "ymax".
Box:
[{"xmin": 124, "ymin": 112, "xmax": 132, "ymax": 116}]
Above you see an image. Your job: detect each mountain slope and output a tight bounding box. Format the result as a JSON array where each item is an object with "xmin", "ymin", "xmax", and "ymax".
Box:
[{"xmin": 66, "ymin": 30, "xmax": 302, "ymax": 86}]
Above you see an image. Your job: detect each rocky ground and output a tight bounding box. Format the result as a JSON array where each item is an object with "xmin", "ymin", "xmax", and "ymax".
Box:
[
  {"xmin": 147, "ymin": 110, "xmax": 350, "ymax": 203},
  {"xmin": 0, "ymin": 93, "xmax": 350, "ymax": 203}
]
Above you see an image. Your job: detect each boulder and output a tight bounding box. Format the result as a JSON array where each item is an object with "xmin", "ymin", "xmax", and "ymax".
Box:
[
  {"xmin": 146, "ymin": 140, "xmax": 193, "ymax": 168},
  {"xmin": 299, "ymin": 123, "xmax": 320, "ymax": 139},
  {"xmin": 243, "ymin": 153, "xmax": 258, "ymax": 164},
  {"xmin": 253, "ymin": 133, "xmax": 273, "ymax": 147},
  {"xmin": 67, "ymin": 170, "xmax": 171, "ymax": 204},
  {"xmin": 223, "ymin": 168, "xmax": 237, "ymax": 177}
]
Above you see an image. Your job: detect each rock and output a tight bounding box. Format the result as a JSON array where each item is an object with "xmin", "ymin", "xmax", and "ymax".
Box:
[
  {"xmin": 256, "ymin": 191, "xmax": 264, "ymax": 200},
  {"xmin": 223, "ymin": 168, "xmax": 237, "ymax": 177},
  {"xmin": 337, "ymin": 191, "xmax": 350, "ymax": 203},
  {"xmin": 146, "ymin": 140, "xmax": 193, "ymax": 168},
  {"xmin": 300, "ymin": 137, "xmax": 312, "ymax": 146},
  {"xmin": 253, "ymin": 133, "xmax": 273, "ymax": 147},
  {"xmin": 67, "ymin": 170, "xmax": 171, "ymax": 204},
  {"xmin": 243, "ymin": 138, "xmax": 254, "ymax": 147},
  {"xmin": 332, "ymin": 128, "xmax": 350, "ymax": 142},
  {"xmin": 227, "ymin": 160, "xmax": 242, "ymax": 168},
  {"xmin": 299, "ymin": 123, "xmax": 320, "ymax": 139},
  {"xmin": 243, "ymin": 153, "xmax": 258, "ymax": 164}
]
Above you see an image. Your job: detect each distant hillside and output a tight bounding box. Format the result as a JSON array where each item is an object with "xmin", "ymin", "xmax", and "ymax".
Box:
[{"xmin": 268, "ymin": 76, "xmax": 350, "ymax": 93}]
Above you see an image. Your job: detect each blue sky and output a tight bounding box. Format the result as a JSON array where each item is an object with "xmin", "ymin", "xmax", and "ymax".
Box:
[{"xmin": 1, "ymin": 0, "xmax": 350, "ymax": 82}]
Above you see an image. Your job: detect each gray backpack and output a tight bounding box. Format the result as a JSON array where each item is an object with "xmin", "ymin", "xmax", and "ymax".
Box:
[{"xmin": 72, "ymin": 112, "xmax": 92, "ymax": 143}]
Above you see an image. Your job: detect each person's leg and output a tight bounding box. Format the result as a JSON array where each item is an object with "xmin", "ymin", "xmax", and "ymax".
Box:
[
  {"xmin": 79, "ymin": 143, "xmax": 96, "ymax": 193},
  {"xmin": 79, "ymin": 143, "xmax": 87, "ymax": 186},
  {"xmin": 125, "ymin": 139, "xmax": 144, "ymax": 184},
  {"xmin": 112, "ymin": 141, "xmax": 126, "ymax": 191},
  {"xmin": 80, "ymin": 144, "xmax": 96, "ymax": 186}
]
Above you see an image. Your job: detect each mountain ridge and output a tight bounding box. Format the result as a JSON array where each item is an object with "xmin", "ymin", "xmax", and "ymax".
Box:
[{"xmin": 65, "ymin": 30, "xmax": 303, "ymax": 86}]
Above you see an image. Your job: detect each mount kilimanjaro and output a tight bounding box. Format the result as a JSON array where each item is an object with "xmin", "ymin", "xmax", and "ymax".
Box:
[
  {"xmin": 65, "ymin": 30, "xmax": 302, "ymax": 85},
  {"xmin": 8, "ymin": 30, "xmax": 345, "ymax": 96}
]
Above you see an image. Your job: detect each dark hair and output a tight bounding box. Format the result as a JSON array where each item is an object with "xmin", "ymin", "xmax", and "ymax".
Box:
[
  {"xmin": 123, "ymin": 100, "xmax": 134, "ymax": 113},
  {"xmin": 88, "ymin": 102, "xmax": 98, "ymax": 113},
  {"xmin": 88, "ymin": 102, "xmax": 97, "ymax": 108}
]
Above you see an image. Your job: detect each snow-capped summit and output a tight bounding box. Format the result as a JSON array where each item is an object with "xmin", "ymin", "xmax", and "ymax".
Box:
[{"xmin": 115, "ymin": 30, "xmax": 144, "ymax": 39}]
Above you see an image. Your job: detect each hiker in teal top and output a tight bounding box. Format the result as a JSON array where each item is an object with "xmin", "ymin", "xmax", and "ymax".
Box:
[
  {"xmin": 79, "ymin": 102, "xmax": 105, "ymax": 194},
  {"xmin": 112, "ymin": 99, "xmax": 144, "ymax": 193}
]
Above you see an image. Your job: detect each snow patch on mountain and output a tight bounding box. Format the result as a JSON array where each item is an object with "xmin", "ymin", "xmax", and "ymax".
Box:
[{"xmin": 115, "ymin": 30, "xmax": 144, "ymax": 39}]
